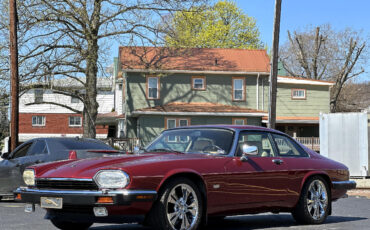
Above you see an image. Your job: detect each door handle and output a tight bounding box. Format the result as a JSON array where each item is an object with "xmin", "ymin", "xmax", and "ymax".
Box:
[{"xmin": 272, "ymin": 159, "xmax": 284, "ymax": 165}]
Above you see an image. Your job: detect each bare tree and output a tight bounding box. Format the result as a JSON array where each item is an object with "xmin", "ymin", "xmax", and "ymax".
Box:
[
  {"xmin": 1, "ymin": 0, "xmax": 207, "ymax": 138},
  {"xmin": 336, "ymin": 81, "xmax": 370, "ymax": 112},
  {"xmin": 280, "ymin": 25, "xmax": 368, "ymax": 112}
]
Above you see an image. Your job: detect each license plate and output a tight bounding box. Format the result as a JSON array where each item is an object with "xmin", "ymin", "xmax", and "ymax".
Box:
[{"xmin": 40, "ymin": 197, "xmax": 63, "ymax": 209}]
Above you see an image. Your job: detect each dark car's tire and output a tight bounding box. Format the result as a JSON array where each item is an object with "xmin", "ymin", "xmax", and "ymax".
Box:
[
  {"xmin": 292, "ymin": 176, "xmax": 330, "ymax": 225},
  {"xmin": 50, "ymin": 219, "xmax": 93, "ymax": 230},
  {"xmin": 149, "ymin": 177, "xmax": 203, "ymax": 230}
]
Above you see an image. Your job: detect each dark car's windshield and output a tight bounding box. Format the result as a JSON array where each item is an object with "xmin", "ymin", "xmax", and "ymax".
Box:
[{"xmin": 145, "ymin": 128, "xmax": 234, "ymax": 155}]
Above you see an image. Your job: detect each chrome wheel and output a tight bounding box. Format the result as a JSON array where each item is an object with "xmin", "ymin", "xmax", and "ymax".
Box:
[
  {"xmin": 166, "ymin": 183, "xmax": 199, "ymax": 230},
  {"xmin": 306, "ymin": 180, "xmax": 328, "ymax": 220}
]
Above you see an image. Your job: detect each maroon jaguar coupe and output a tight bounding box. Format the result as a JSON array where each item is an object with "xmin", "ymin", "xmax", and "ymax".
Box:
[{"xmin": 15, "ymin": 125, "xmax": 355, "ymax": 230}]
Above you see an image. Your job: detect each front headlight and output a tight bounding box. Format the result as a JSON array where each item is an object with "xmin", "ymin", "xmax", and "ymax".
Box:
[
  {"xmin": 93, "ymin": 170, "xmax": 130, "ymax": 189},
  {"xmin": 23, "ymin": 169, "xmax": 35, "ymax": 186}
]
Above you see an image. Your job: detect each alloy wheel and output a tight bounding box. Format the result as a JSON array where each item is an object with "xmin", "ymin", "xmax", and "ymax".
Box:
[
  {"xmin": 306, "ymin": 179, "xmax": 328, "ymax": 220},
  {"xmin": 166, "ymin": 183, "xmax": 199, "ymax": 230}
]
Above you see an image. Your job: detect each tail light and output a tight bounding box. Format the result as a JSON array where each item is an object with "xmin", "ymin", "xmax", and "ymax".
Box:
[{"xmin": 69, "ymin": 150, "xmax": 77, "ymax": 160}]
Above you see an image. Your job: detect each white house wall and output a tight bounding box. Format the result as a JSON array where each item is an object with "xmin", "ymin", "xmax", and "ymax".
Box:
[{"xmin": 20, "ymin": 89, "xmax": 114, "ymax": 114}]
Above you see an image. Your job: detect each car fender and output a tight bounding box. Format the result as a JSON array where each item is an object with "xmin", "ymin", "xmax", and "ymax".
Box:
[
  {"xmin": 300, "ymin": 170, "xmax": 331, "ymax": 193},
  {"xmin": 156, "ymin": 168, "xmax": 206, "ymax": 193}
]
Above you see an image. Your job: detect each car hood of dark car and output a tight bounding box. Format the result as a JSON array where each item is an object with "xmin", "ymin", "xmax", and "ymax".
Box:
[{"xmin": 33, "ymin": 152, "xmax": 217, "ymax": 179}]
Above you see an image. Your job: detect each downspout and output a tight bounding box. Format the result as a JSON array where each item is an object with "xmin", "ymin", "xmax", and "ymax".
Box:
[
  {"xmin": 262, "ymin": 76, "xmax": 265, "ymax": 111},
  {"xmin": 256, "ymin": 73, "xmax": 260, "ymax": 110}
]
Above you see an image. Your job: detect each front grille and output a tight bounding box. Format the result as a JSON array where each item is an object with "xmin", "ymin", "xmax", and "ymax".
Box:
[{"xmin": 36, "ymin": 179, "xmax": 98, "ymax": 190}]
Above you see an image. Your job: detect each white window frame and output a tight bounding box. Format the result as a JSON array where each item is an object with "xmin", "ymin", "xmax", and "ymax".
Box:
[
  {"xmin": 192, "ymin": 76, "xmax": 206, "ymax": 90},
  {"xmin": 147, "ymin": 76, "xmax": 159, "ymax": 99},
  {"xmin": 232, "ymin": 118, "xmax": 247, "ymax": 125},
  {"xmin": 32, "ymin": 116, "xmax": 45, "ymax": 126},
  {"xmin": 232, "ymin": 77, "xmax": 245, "ymax": 101},
  {"xmin": 291, "ymin": 89, "xmax": 306, "ymax": 100},
  {"xmin": 71, "ymin": 96, "xmax": 79, "ymax": 103},
  {"xmin": 69, "ymin": 116, "xmax": 82, "ymax": 127}
]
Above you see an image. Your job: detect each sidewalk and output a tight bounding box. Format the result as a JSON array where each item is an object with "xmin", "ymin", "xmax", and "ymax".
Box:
[{"xmin": 347, "ymin": 189, "xmax": 370, "ymax": 198}]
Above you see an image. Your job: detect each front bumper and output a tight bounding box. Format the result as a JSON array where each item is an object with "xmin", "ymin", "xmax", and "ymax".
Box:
[
  {"xmin": 332, "ymin": 180, "xmax": 357, "ymax": 190},
  {"xmin": 14, "ymin": 187, "xmax": 157, "ymax": 206}
]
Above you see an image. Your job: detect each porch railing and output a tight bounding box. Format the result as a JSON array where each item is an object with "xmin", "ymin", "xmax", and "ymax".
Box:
[
  {"xmin": 293, "ymin": 137, "xmax": 320, "ymax": 152},
  {"xmin": 102, "ymin": 138, "xmax": 140, "ymax": 153}
]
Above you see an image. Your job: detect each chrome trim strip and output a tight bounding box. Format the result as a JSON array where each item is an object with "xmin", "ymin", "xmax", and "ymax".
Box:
[
  {"xmin": 36, "ymin": 178, "xmax": 93, "ymax": 182},
  {"xmin": 16, "ymin": 187, "xmax": 157, "ymax": 196}
]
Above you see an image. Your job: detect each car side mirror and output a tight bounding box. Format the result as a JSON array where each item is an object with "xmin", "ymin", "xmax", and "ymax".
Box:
[
  {"xmin": 240, "ymin": 145, "xmax": 258, "ymax": 162},
  {"xmin": 1, "ymin": 152, "xmax": 10, "ymax": 159}
]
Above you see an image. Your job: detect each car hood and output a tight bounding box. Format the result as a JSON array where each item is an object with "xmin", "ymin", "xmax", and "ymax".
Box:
[{"xmin": 34, "ymin": 152, "xmax": 210, "ymax": 179}]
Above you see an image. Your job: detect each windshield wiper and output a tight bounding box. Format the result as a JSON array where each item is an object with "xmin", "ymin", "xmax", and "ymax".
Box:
[{"xmin": 148, "ymin": 148, "xmax": 184, "ymax": 154}]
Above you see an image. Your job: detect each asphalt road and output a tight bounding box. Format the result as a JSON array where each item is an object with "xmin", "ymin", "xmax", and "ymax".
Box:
[{"xmin": 0, "ymin": 196, "xmax": 369, "ymax": 230}]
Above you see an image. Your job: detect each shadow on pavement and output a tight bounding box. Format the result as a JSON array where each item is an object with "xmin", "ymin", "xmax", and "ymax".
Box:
[{"xmin": 90, "ymin": 214, "xmax": 367, "ymax": 230}]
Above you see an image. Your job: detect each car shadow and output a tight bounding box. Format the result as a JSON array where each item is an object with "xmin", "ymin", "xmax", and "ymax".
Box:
[{"xmin": 90, "ymin": 214, "xmax": 367, "ymax": 230}]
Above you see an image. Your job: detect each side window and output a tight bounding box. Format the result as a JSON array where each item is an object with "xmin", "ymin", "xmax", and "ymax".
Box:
[
  {"xmin": 28, "ymin": 140, "xmax": 48, "ymax": 156},
  {"xmin": 236, "ymin": 132, "xmax": 275, "ymax": 157},
  {"xmin": 11, "ymin": 143, "xmax": 33, "ymax": 159},
  {"xmin": 272, "ymin": 134, "xmax": 307, "ymax": 157}
]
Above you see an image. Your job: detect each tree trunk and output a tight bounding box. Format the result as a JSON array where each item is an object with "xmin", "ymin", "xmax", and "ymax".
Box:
[{"xmin": 83, "ymin": 38, "xmax": 99, "ymax": 138}]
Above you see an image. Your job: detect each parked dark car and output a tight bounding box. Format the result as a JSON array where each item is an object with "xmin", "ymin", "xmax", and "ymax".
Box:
[
  {"xmin": 16, "ymin": 125, "xmax": 356, "ymax": 230},
  {"xmin": 0, "ymin": 137, "xmax": 115, "ymax": 199}
]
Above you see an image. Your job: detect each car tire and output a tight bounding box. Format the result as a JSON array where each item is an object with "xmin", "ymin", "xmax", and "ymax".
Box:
[
  {"xmin": 292, "ymin": 176, "xmax": 330, "ymax": 224},
  {"xmin": 50, "ymin": 219, "xmax": 93, "ymax": 230},
  {"xmin": 149, "ymin": 177, "xmax": 203, "ymax": 230}
]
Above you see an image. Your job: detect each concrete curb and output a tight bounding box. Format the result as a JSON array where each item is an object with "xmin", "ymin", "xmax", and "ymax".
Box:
[{"xmin": 352, "ymin": 178, "xmax": 370, "ymax": 189}]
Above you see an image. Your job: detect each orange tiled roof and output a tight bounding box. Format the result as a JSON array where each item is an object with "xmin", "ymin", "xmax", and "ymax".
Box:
[
  {"xmin": 119, "ymin": 47, "xmax": 270, "ymax": 73},
  {"xmin": 135, "ymin": 102, "xmax": 266, "ymax": 114},
  {"xmin": 262, "ymin": 116, "xmax": 319, "ymax": 121}
]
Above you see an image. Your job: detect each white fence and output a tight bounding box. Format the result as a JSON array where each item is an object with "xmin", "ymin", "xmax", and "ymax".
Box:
[{"xmin": 294, "ymin": 137, "xmax": 320, "ymax": 152}]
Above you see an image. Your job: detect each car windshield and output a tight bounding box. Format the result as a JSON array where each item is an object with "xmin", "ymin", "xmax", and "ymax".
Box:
[{"xmin": 145, "ymin": 128, "xmax": 234, "ymax": 155}]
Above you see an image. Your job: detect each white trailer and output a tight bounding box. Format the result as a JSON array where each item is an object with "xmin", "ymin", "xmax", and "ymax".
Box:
[{"xmin": 320, "ymin": 111, "xmax": 369, "ymax": 177}]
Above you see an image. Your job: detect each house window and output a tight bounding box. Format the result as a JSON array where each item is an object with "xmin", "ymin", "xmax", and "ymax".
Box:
[
  {"xmin": 165, "ymin": 118, "xmax": 191, "ymax": 142},
  {"xmin": 232, "ymin": 118, "xmax": 247, "ymax": 125},
  {"xmin": 232, "ymin": 77, "xmax": 245, "ymax": 101},
  {"xmin": 71, "ymin": 96, "xmax": 79, "ymax": 103},
  {"xmin": 146, "ymin": 76, "xmax": 160, "ymax": 99},
  {"xmin": 291, "ymin": 89, "xmax": 306, "ymax": 100},
  {"xmin": 192, "ymin": 76, "xmax": 206, "ymax": 90},
  {"xmin": 34, "ymin": 89, "xmax": 43, "ymax": 103},
  {"xmin": 69, "ymin": 116, "xmax": 82, "ymax": 127},
  {"xmin": 32, "ymin": 116, "xmax": 45, "ymax": 126}
]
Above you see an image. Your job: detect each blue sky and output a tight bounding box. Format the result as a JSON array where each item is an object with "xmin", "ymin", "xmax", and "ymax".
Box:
[{"xmin": 235, "ymin": 0, "xmax": 370, "ymax": 47}]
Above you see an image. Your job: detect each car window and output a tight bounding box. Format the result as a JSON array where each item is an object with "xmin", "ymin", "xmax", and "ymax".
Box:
[
  {"xmin": 28, "ymin": 140, "xmax": 48, "ymax": 155},
  {"xmin": 236, "ymin": 132, "xmax": 275, "ymax": 157},
  {"xmin": 272, "ymin": 134, "xmax": 307, "ymax": 157},
  {"xmin": 58, "ymin": 139, "xmax": 113, "ymax": 150},
  {"xmin": 11, "ymin": 143, "xmax": 33, "ymax": 159},
  {"xmin": 146, "ymin": 129, "xmax": 234, "ymax": 154}
]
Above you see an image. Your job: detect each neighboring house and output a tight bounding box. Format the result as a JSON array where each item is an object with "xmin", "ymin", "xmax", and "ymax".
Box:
[
  {"xmin": 115, "ymin": 47, "xmax": 334, "ymax": 147},
  {"xmin": 18, "ymin": 77, "xmax": 124, "ymax": 142}
]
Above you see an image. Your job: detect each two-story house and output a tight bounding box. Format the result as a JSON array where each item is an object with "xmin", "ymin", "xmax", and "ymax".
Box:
[
  {"xmin": 116, "ymin": 47, "xmax": 334, "ymax": 147},
  {"xmin": 18, "ymin": 77, "xmax": 125, "ymax": 142}
]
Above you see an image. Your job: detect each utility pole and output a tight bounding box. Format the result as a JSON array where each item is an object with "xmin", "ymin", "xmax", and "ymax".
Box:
[
  {"xmin": 268, "ymin": 0, "xmax": 282, "ymax": 129},
  {"xmin": 9, "ymin": 0, "xmax": 19, "ymax": 151}
]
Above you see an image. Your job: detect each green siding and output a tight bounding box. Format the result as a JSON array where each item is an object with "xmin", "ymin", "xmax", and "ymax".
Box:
[
  {"xmin": 126, "ymin": 73, "xmax": 260, "ymax": 115},
  {"xmin": 276, "ymin": 84, "xmax": 330, "ymax": 117},
  {"xmin": 136, "ymin": 115, "xmax": 262, "ymax": 146}
]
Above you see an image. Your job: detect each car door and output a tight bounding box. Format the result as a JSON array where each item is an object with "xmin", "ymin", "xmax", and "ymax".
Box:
[
  {"xmin": 223, "ymin": 131, "xmax": 294, "ymax": 211},
  {"xmin": 0, "ymin": 141, "xmax": 34, "ymax": 195},
  {"xmin": 270, "ymin": 133, "xmax": 311, "ymax": 207}
]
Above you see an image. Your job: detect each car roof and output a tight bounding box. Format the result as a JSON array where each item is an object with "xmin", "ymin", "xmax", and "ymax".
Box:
[
  {"xmin": 167, "ymin": 125, "xmax": 286, "ymax": 135},
  {"xmin": 26, "ymin": 137, "xmax": 104, "ymax": 143}
]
